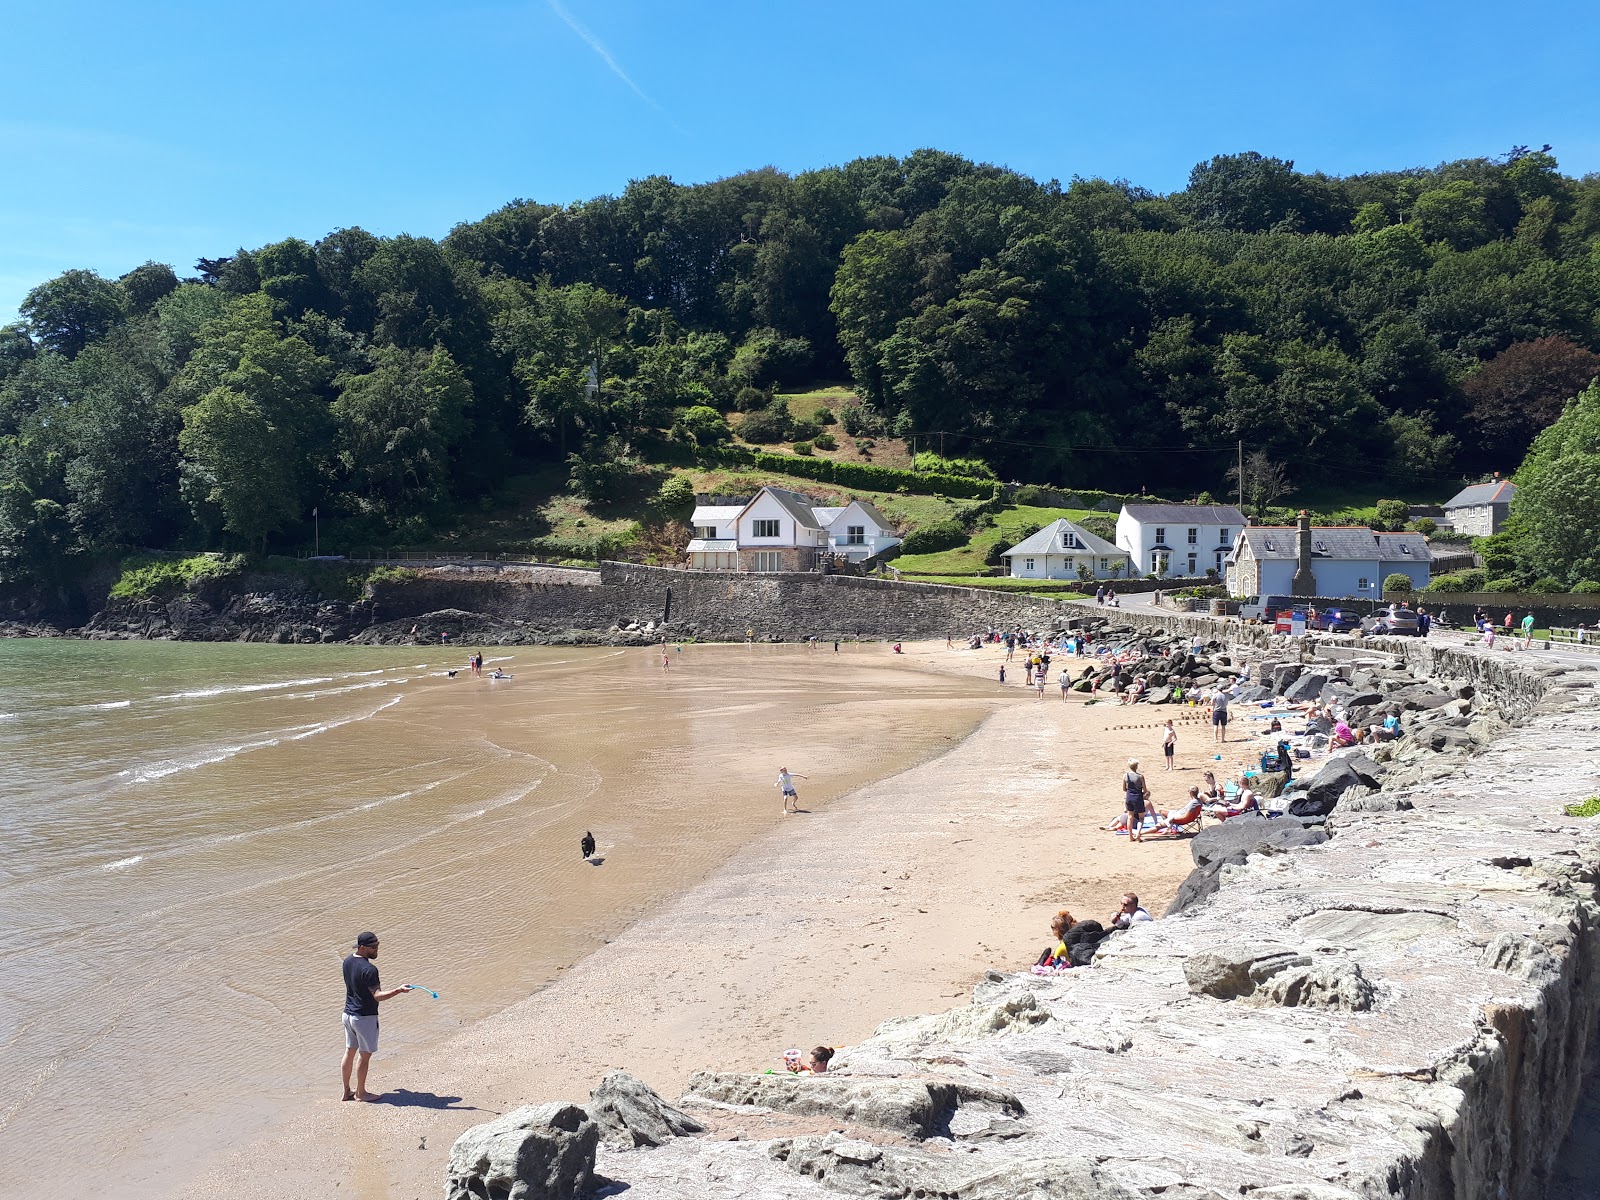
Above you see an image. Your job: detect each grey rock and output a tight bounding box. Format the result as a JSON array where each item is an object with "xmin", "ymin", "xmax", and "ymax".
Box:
[
  {"xmin": 1235, "ymin": 684, "xmax": 1274, "ymax": 703},
  {"xmin": 1482, "ymin": 931, "xmax": 1560, "ymax": 984},
  {"xmin": 1337, "ymin": 792, "xmax": 1415, "ymax": 813},
  {"xmin": 1184, "ymin": 943, "xmax": 1311, "ymax": 1000},
  {"xmin": 1282, "ymin": 672, "xmax": 1329, "ymax": 704},
  {"xmin": 1270, "ymin": 663, "xmax": 1304, "ymax": 694},
  {"xmin": 1190, "ymin": 815, "xmax": 1328, "ymax": 867},
  {"xmin": 445, "ymin": 1102, "xmax": 597, "ymax": 1200},
  {"xmin": 587, "ymin": 1070, "xmax": 703, "ymax": 1149},
  {"xmin": 1390, "ymin": 684, "xmax": 1453, "ymax": 711},
  {"xmin": 682, "ymin": 1073, "xmax": 1022, "ymax": 1140},
  {"xmin": 1287, "ymin": 758, "xmax": 1364, "ymax": 817},
  {"xmin": 1256, "ymin": 960, "xmax": 1376, "ymax": 1011}
]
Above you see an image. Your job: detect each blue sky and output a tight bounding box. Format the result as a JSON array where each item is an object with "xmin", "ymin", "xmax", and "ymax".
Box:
[{"xmin": 3, "ymin": 0, "xmax": 1599, "ymax": 322}]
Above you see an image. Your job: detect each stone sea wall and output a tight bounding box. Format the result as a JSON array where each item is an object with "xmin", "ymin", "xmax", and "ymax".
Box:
[{"xmin": 445, "ymin": 609, "xmax": 1600, "ymax": 1200}]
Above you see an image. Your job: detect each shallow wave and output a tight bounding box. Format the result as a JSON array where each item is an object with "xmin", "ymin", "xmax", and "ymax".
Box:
[
  {"xmin": 87, "ymin": 700, "xmax": 133, "ymax": 711},
  {"xmin": 101, "ymin": 855, "xmax": 144, "ymax": 872},
  {"xmin": 118, "ymin": 697, "xmax": 404, "ymax": 783},
  {"xmin": 153, "ymin": 677, "xmax": 336, "ymax": 702}
]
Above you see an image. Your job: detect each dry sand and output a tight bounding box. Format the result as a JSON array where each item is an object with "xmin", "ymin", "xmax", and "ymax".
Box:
[{"xmin": 177, "ymin": 639, "xmax": 1285, "ymax": 1199}]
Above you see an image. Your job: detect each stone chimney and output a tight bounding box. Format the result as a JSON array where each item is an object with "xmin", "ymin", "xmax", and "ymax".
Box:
[{"xmin": 1291, "ymin": 509, "xmax": 1317, "ymax": 597}]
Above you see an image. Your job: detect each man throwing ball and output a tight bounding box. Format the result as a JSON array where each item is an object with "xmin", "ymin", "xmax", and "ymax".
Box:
[{"xmin": 341, "ymin": 931, "xmax": 414, "ymax": 1102}]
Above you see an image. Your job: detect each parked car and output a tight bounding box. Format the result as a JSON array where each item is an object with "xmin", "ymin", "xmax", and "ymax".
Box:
[
  {"xmin": 1237, "ymin": 594, "xmax": 1297, "ymax": 623},
  {"xmin": 1308, "ymin": 607, "xmax": 1364, "ymax": 633},
  {"xmin": 1363, "ymin": 606, "xmax": 1421, "ymax": 636}
]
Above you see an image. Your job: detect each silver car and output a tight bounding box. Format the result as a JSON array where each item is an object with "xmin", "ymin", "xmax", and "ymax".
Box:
[{"xmin": 1363, "ymin": 606, "xmax": 1421, "ymax": 637}]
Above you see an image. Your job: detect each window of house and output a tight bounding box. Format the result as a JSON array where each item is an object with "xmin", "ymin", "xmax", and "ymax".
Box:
[
  {"xmin": 1150, "ymin": 552, "xmax": 1165, "ymax": 574},
  {"xmin": 1065, "ymin": 532, "xmax": 1078, "ymax": 547},
  {"xmin": 1187, "ymin": 527, "xmax": 1198, "ymax": 544},
  {"xmin": 846, "ymin": 525, "xmax": 865, "ymax": 545},
  {"xmin": 1099, "ymin": 558, "xmax": 1109, "ymax": 571},
  {"xmin": 1218, "ymin": 527, "xmax": 1230, "ymax": 544},
  {"xmin": 1024, "ymin": 558, "xmax": 1035, "ymax": 571},
  {"xmin": 753, "ymin": 551, "xmax": 783, "ymax": 572},
  {"xmin": 1154, "ymin": 527, "xmax": 1166, "ymax": 544},
  {"xmin": 752, "ymin": 519, "xmax": 780, "ymax": 538},
  {"xmin": 1357, "ymin": 577, "xmax": 1371, "ymax": 590}
]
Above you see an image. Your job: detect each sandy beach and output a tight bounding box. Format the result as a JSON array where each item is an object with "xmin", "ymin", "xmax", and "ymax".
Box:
[{"xmin": 167, "ymin": 637, "xmax": 1289, "ymax": 1200}]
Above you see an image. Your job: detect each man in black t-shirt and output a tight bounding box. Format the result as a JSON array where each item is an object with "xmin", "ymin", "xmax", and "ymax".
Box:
[{"xmin": 340, "ymin": 931, "xmax": 414, "ymax": 1102}]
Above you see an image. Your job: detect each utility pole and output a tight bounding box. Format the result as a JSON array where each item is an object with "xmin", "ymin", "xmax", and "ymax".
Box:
[{"xmin": 1237, "ymin": 440, "xmax": 1245, "ymax": 514}]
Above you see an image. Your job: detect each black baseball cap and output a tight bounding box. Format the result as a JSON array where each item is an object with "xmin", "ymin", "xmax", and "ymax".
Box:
[{"xmin": 355, "ymin": 931, "xmax": 379, "ymax": 947}]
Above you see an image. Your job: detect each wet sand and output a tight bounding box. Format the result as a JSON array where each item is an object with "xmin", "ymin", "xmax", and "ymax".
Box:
[{"xmin": 175, "ymin": 640, "xmax": 1282, "ymax": 1199}]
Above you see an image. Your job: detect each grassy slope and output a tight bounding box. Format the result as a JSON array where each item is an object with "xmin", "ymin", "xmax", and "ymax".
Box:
[{"xmin": 893, "ymin": 505, "xmax": 1099, "ymax": 575}]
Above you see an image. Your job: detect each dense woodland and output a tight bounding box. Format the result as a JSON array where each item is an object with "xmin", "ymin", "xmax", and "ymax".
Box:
[{"xmin": 5, "ymin": 147, "xmax": 1600, "ymax": 587}]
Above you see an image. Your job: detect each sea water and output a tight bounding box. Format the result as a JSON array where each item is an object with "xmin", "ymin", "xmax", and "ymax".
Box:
[{"xmin": 0, "ymin": 639, "xmax": 993, "ymax": 1196}]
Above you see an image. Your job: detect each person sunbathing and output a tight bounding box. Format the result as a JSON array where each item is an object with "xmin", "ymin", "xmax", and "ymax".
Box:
[
  {"xmin": 1210, "ymin": 780, "xmax": 1259, "ymax": 821},
  {"xmin": 1198, "ymin": 770, "xmax": 1222, "ymax": 803},
  {"xmin": 1154, "ymin": 788, "xmax": 1203, "ymax": 833}
]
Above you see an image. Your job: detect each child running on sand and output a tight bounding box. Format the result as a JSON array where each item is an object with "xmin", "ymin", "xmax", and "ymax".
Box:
[{"xmin": 775, "ymin": 766, "xmax": 808, "ymax": 814}]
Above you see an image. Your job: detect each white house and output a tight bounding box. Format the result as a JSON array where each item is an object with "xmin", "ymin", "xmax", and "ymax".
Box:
[
  {"xmin": 1443, "ymin": 478, "xmax": 1516, "ymax": 536},
  {"xmin": 1116, "ymin": 503, "xmax": 1247, "ymax": 579},
  {"xmin": 686, "ymin": 487, "xmax": 900, "ymax": 571},
  {"xmin": 1225, "ymin": 516, "xmax": 1432, "ymax": 598},
  {"xmin": 1000, "ymin": 519, "xmax": 1130, "ymax": 581}
]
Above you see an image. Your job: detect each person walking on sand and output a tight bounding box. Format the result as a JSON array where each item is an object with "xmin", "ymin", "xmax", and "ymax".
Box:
[
  {"xmin": 998, "ymin": 663, "xmax": 1007, "ymax": 685},
  {"xmin": 1162, "ymin": 719, "xmax": 1176, "ymax": 770},
  {"xmin": 341, "ymin": 932, "xmax": 414, "ymax": 1102},
  {"xmin": 1060, "ymin": 672, "xmax": 1071, "ymax": 702},
  {"xmin": 1122, "ymin": 759, "xmax": 1150, "ymax": 843},
  {"xmin": 776, "ymin": 766, "xmax": 808, "ymax": 814}
]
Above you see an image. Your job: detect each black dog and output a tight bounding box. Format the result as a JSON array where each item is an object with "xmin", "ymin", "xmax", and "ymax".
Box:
[{"xmin": 580, "ymin": 831, "xmax": 596, "ymax": 859}]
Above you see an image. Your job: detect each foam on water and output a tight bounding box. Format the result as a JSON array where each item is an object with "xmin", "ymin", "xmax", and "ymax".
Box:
[
  {"xmin": 154, "ymin": 677, "xmax": 337, "ymax": 701},
  {"xmin": 101, "ymin": 855, "xmax": 144, "ymax": 872}
]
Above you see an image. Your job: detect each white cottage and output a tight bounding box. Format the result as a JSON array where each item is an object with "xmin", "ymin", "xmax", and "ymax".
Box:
[
  {"xmin": 1116, "ymin": 503, "xmax": 1247, "ymax": 579},
  {"xmin": 686, "ymin": 487, "xmax": 900, "ymax": 571},
  {"xmin": 1000, "ymin": 519, "xmax": 1130, "ymax": 581}
]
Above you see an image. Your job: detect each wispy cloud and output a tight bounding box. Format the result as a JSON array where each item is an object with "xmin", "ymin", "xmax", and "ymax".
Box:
[{"xmin": 544, "ymin": 0, "xmax": 678, "ymax": 127}]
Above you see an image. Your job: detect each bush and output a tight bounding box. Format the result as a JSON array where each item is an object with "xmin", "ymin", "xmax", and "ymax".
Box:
[
  {"xmin": 983, "ymin": 538, "xmax": 1011, "ymax": 566},
  {"xmin": 812, "ymin": 432, "xmax": 837, "ymax": 451},
  {"xmin": 697, "ymin": 444, "xmax": 1000, "ymax": 500},
  {"xmin": 911, "ymin": 451, "xmax": 996, "ymax": 479},
  {"xmin": 1375, "ymin": 499, "xmax": 1409, "ymax": 530},
  {"xmin": 814, "ymin": 407, "xmax": 836, "ymax": 425},
  {"xmin": 651, "ymin": 476, "xmax": 695, "ymax": 516},
  {"xmin": 1571, "ymin": 580, "xmax": 1600, "ymax": 593},
  {"xmin": 1409, "ymin": 517, "xmax": 1438, "ymax": 536},
  {"xmin": 1483, "ymin": 577, "xmax": 1519, "ymax": 592},
  {"xmin": 839, "ymin": 401, "xmax": 883, "ymax": 436},
  {"xmin": 1426, "ymin": 569, "xmax": 1486, "ymax": 592},
  {"xmin": 670, "ymin": 404, "xmax": 731, "ymax": 446},
  {"xmin": 733, "ymin": 385, "xmax": 769, "ymax": 412},
  {"xmin": 1528, "ymin": 576, "xmax": 1566, "ymax": 593},
  {"xmin": 1077, "ymin": 515, "xmax": 1116, "ymax": 542},
  {"xmin": 790, "ymin": 418, "xmax": 822, "ymax": 441},
  {"xmin": 792, "ymin": 440, "xmax": 813, "ymax": 456},
  {"xmin": 1383, "ymin": 573, "xmax": 1414, "ymax": 593},
  {"xmin": 899, "ymin": 519, "xmax": 969, "ymax": 555},
  {"xmin": 1012, "ymin": 484, "xmax": 1048, "ymax": 506},
  {"xmin": 109, "ymin": 553, "xmax": 243, "ymax": 600},
  {"xmin": 738, "ymin": 406, "xmax": 791, "ymax": 444}
]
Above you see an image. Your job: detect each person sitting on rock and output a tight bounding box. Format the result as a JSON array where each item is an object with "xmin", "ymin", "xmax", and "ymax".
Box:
[
  {"xmin": 1109, "ymin": 893, "xmax": 1152, "ymax": 929},
  {"xmin": 1036, "ymin": 909, "xmax": 1077, "ymax": 969},
  {"xmin": 1333, "ymin": 719, "xmax": 1359, "ymax": 748}
]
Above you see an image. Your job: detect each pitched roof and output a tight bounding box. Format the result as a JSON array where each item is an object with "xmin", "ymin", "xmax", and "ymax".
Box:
[
  {"xmin": 1003, "ymin": 519, "xmax": 1124, "ymax": 559},
  {"xmin": 1444, "ymin": 480, "xmax": 1516, "ymax": 509},
  {"xmin": 1233, "ymin": 527, "xmax": 1432, "ymax": 562},
  {"xmin": 690, "ymin": 505, "xmax": 744, "ymax": 525},
  {"xmin": 1120, "ymin": 503, "xmax": 1248, "ymax": 525},
  {"xmin": 743, "ymin": 486, "xmax": 822, "ymax": 530}
]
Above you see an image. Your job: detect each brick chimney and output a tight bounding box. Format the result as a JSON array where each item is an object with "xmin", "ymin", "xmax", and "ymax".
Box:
[{"xmin": 1291, "ymin": 509, "xmax": 1316, "ymax": 596}]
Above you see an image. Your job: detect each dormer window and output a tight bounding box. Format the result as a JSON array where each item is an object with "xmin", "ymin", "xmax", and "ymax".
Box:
[
  {"xmin": 1314, "ymin": 539, "xmax": 1327, "ymax": 553},
  {"xmin": 1065, "ymin": 532, "xmax": 1078, "ymax": 548},
  {"xmin": 1264, "ymin": 537, "xmax": 1277, "ymax": 552}
]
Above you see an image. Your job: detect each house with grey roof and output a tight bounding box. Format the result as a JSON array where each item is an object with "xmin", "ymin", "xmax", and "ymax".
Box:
[
  {"xmin": 686, "ymin": 487, "xmax": 899, "ymax": 571},
  {"xmin": 1443, "ymin": 478, "xmax": 1516, "ymax": 536},
  {"xmin": 1116, "ymin": 503, "xmax": 1247, "ymax": 580},
  {"xmin": 1000, "ymin": 519, "xmax": 1131, "ymax": 581},
  {"xmin": 1225, "ymin": 516, "xmax": 1431, "ymax": 599}
]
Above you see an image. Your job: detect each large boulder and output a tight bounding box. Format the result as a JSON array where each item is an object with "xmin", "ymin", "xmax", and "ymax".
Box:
[
  {"xmin": 1282, "ymin": 672, "xmax": 1329, "ymax": 704},
  {"xmin": 1184, "ymin": 943, "xmax": 1311, "ymax": 1000},
  {"xmin": 445, "ymin": 1103, "xmax": 597, "ymax": 1200},
  {"xmin": 1269, "ymin": 663, "xmax": 1303, "ymax": 694},
  {"xmin": 1389, "ymin": 684, "xmax": 1453, "ymax": 712},
  {"xmin": 586, "ymin": 1071, "xmax": 703, "ymax": 1149},
  {"xmin": 683, "ymin": 1073, "xmax": 1022, "ymax": 1140},
  {"xmin": 1189, "ymin": 815, "xmax": 1328, "ymax": 868},
  {"xmin": 1287, "ymin": 759, "xmax": 1365, "ymax": 817}
]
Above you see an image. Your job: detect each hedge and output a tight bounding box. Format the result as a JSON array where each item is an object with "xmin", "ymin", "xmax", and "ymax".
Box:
[{"xmin": 701, "ymin": 446, "xmax": 1000, "ymax": 500}]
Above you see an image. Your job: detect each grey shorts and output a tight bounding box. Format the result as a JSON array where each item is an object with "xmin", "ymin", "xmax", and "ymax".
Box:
[{"xmin": 343, "ymin": 1013, "xmax": 379, "ymax": 1053}]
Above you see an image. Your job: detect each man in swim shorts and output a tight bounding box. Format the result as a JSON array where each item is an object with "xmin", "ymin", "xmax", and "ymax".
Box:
[
  {"xmin": 341, "ymin": 932, "xmax": 414, "ymax": 1102},
  {"xmin": 1211, "ymin": 690, "xmax": 1229, "ymax": 743}
]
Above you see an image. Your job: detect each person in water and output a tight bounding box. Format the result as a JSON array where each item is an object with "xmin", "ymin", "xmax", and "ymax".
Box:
[{"xmin": 341, "ymin": 932, "xmax": 415, "ymax": 1102}]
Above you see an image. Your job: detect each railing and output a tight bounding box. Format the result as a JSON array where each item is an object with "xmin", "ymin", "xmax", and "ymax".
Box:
[
  {"xmin": 829, "ymin": 535, "xmax": 900, "ymax": 554},
  {"xmin": 1548, "ymin": 627, "xmax": 1600, "ymax": 653}
]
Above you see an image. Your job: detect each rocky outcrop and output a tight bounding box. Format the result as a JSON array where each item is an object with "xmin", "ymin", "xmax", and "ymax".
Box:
[
  {"xmin": 586, "ymin": 1072, "xmax": 704, "ymax": 1149},
  {"xmin": 444, "ymin": 1102, "xmax": 597, "ymax": 1200}
]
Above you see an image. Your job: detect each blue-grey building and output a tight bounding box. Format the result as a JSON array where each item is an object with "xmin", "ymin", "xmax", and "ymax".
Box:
[{"xmin": 1226, "ymin": 517, "xmax": 1431, "ymax": 599}]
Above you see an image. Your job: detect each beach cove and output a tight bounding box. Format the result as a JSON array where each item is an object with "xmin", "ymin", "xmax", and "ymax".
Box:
[{"xmin": 0, "ymin": 636, "xmax": 1214, "ymax": 1198}]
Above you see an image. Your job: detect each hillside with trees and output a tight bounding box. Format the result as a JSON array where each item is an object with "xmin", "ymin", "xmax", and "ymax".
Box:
[{"xmin": 4, "ymin": 146, "xmax": 1600, "ymax": 589}]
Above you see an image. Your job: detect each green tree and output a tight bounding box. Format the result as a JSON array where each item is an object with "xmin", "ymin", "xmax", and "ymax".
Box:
[
  {"xmin": 1511, "ymin": 381, "xmax": 1600, "ymax": 584},
  {"xmin": 20, "ymin": 269, "xmax": 128, "ymax": 357},
  {"xmin": 1411, "ymin": 181, "xmax": 1495, "ymax": 250}
]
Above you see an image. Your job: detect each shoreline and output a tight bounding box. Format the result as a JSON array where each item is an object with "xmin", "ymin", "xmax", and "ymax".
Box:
[{"xmin": 172, "ymin": 639, "xmax": 1223, "ymax": 1199}]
